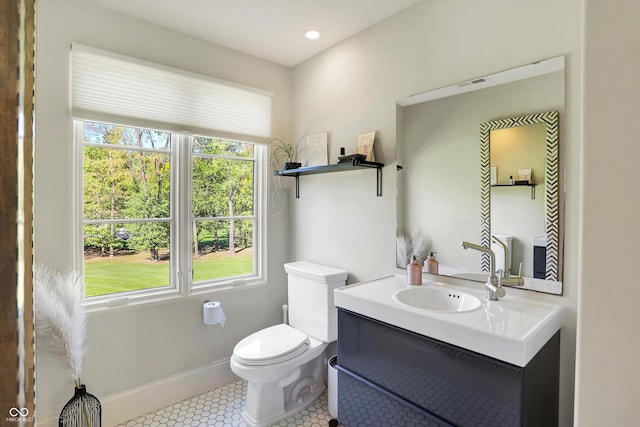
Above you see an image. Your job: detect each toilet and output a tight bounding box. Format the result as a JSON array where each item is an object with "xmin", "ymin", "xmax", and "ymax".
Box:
[{"xmin": 230, "ymin": 261, "xmax": 348, "ymax": 427}]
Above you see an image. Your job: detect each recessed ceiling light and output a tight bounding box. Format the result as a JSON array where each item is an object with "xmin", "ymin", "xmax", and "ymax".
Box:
[{"xmin": 304, "ymin": 30, "xmax": 320, "ymax": 40}]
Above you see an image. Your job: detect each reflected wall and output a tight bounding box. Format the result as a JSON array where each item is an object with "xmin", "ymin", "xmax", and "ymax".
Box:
[{"xmin": 397, "ymin": 70, "xmax": 564, "ymax": 285}]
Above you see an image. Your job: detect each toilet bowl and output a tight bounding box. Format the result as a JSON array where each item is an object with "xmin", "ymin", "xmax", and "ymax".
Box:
[
  {"xmin": 230, "ymin": 325, "xmax": 327, "ymax": 426},
  {"xmin": 230, "ymin": 261, "xmax": 348, "ymax": 427}
]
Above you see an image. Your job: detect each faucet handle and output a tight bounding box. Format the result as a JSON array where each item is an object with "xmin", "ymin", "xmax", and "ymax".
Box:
[{"xmin": 485, "ymin": 280, "xmax": 506, "ymax": 300}]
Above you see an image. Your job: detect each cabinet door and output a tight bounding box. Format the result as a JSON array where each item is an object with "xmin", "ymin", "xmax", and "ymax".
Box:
[{"xmin": 338, "ymin": 309, "xmax": 523, "ymax": 427}]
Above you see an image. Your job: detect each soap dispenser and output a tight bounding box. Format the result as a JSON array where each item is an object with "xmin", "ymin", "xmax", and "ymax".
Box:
[
  {"xmin": 425, "ymin": 252, "xmax": 439, "ymax": 274},
  {"xmin": 407, "ymin": 255, "xmax": 422, "ymax": 286}
]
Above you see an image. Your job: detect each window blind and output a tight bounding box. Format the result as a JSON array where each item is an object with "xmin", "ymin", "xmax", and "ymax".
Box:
[{"xmin": 71, "ymin": 44, "xmax": 272, "ymax": 139}]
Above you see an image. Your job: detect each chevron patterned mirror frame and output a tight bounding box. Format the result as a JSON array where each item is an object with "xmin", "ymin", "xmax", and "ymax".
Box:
[{"xmin": 480, "ymin": 111, "xmax": 561, "ymax": 282}]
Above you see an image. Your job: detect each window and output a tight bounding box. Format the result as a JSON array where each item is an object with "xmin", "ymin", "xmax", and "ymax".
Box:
[
  {"xmin": 70, "ymin": 45, "xmax": 271, "ymax": 305},
  {"xmin": 191, "ymin": 137, "xmax": 256, "ymax": 285},
  {"xmin": 81, "ymin": 122, "xmax": 173, "ymax": 297},
  {"xmin": 77, "ymin": 120, "xmax": 266, "ymax": 302}
]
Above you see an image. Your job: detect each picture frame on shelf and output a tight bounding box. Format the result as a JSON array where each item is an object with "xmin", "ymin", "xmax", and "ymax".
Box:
[
  {"xmin": 356, "ymin": 131, "xmax": 376, "ymax": 161},
  {"xmin": 306, "ymin": 132, "xmax": 328, "ymax": 167},
  {"xmin": 518, "ymin": 168, "xmax": 532, "ymax": 184}
]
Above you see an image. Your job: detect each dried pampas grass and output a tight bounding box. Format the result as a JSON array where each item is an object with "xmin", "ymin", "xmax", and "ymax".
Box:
[
  {"xmin": 34, "ymin": 264, "xmax": 87, "ymax": 386},
  {"xmin": 396, "ymin": 233, "xmax": 430, "ymax": 266},
  {"xmin": 396, "ymin": 235, "xmax": 412, "ymax": 267}
]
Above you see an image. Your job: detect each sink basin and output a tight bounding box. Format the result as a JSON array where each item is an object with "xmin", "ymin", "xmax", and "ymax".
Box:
[{"xmin": 393, "ymin": 287, "xmax": 482, "ymax": 313}]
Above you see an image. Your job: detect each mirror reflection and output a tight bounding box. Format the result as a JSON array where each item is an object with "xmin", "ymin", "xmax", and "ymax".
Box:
[
  {"xmin": 396, "ymin": 56, "xmax": 564, "ymax": 294},
  {"xmin": 490, "ymin": 123, "xmax": 547, "ymax": 277}
]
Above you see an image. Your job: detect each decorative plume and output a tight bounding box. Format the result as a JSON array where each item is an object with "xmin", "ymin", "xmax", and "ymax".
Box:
[
  {"xmin": 411, "ymin": 233, "xmax": 430, "ymax": 265},
  {"xmin": 34, "ymin": 264, "xmax": 87, "ymax": 386},
  {"xmin": 396, "ymin": 234, "xmax": 413, "ymax": 267},
  {"xmin": 396, "ymin": 233, "xmax": 430, "ymax": 266}
]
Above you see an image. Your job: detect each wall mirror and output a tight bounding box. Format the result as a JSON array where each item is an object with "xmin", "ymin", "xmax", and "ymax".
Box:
[
  {"xmin": 480, "ymin": 111, "xmax": 560, "ymax": 282},
  {"xmin": 396, "ymin": 55, "xmax": 564, "ymax": 295}
]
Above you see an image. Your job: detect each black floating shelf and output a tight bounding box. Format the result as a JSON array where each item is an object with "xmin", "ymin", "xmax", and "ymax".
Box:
[
  {"xmin": 491, "ymin": 183, "xmax": 537, "ymax": 199},
  {"xmin": 274, "ymin": 159, "xmax": 384, "ymax": 198}
]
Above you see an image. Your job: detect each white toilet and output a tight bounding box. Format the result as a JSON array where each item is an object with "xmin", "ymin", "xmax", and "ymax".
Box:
[{"xmin": 230, "ymin": 261, "xmax": 348, "ymax": 427}]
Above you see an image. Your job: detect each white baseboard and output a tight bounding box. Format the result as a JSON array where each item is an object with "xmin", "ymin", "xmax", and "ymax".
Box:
[{"xmin": 37, "ymin": 359, "xmax": 238, "ymax": 427}]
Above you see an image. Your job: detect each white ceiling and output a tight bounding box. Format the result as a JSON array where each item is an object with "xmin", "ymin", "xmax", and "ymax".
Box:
[{"xmin": 80, "ymin": 0, "xmax": 421, "ymax": 67}]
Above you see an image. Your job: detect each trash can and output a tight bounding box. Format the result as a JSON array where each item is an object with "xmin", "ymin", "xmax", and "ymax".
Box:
[{"xmin": 328, "ymin": 355, "xmax": 338, "ymax": 420}]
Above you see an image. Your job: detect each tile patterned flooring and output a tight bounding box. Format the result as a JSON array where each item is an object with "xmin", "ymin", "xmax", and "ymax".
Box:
[{"xmin": 116, "ymin": 379, "xmax": 339, "ymax": 427}]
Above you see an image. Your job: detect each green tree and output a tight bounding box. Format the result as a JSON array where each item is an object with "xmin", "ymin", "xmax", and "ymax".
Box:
[
  {"xmin": 125, "ymin": 187, "xmax": 170, "ymax": 261},
  {"xmin": 191, "ymin": 138, "xmax": 253, "ymax": 255},
  {"xmin": 225, "ymin": 158, "xmax": 252, "ymax": 254},
  {"xmin": 83, "ymin": 224, "xmax": 127, "ymax": 256},
  {"xmin": 83, "ymin": 123, "xmax": 131, "ymax": 257},
  {"xmin": 123, "ymin": 128, "xmax": 171, "ymax": 261}
]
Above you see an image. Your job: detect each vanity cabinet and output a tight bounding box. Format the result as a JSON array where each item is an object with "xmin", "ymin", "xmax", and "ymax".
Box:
[{"xmin": 337, "ymin": 308, "xmax": 560, "ymax": 427}]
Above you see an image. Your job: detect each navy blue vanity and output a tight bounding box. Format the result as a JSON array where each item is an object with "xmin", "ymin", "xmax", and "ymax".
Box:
[
  {"xmin": 333, "ymin": 275, "xmax": 564, "ymax": 427},
  {"xmin": 337, "ymin": 309, "xmax": 560, "ymax": 426}
]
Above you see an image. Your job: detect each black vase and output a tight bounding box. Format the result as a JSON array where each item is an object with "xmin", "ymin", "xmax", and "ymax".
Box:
[{"xmin": 59, "ymin": 384, "xmax": 102, "ymax": 427}]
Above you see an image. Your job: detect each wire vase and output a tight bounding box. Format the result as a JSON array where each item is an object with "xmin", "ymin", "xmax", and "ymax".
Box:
[{"xmin": 59, "ymin": 384, "xmax": 102, "ymax": 427}]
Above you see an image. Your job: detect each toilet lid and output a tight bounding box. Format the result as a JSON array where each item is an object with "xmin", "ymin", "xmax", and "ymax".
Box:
[{"xmin": 233, "ymin": 324, "xmax": 310, "ymax": 366}]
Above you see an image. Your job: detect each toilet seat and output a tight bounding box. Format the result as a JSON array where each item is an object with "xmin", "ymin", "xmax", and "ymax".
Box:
[{"xmin": 233, "ymin": 324, "xmax": 310, "ymax": 366}]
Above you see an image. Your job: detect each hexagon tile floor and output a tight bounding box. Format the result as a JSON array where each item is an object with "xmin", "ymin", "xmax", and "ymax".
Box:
[{"xmin": 115, "ymin": 379, "xmax": 342, "ymax": 427}]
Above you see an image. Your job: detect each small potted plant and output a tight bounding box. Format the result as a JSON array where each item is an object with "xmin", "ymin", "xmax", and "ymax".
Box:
[{"xmin": 268, "ymin": 136, "xmax": 301, "ymax": 171}]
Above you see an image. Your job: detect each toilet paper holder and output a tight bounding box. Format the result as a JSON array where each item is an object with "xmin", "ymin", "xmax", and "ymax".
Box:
[{"xmin": 203, "ymin": 299, "xmax": 226, "ymax": 327}]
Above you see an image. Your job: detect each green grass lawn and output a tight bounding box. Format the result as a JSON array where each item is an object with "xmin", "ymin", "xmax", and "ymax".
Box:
[{"xmin": 84, "ymin": 248, "xmax": 253, "ymax": 297}]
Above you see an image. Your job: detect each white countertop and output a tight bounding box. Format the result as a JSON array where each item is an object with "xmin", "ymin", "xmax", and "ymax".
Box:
[{"xmin": 334, "ymin": 274, "xmax": 564, "ymax": 367}]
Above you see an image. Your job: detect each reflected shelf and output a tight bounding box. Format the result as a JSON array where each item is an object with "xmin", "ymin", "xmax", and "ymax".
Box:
[{"xmin": 491, "ymin": 183, "xmax": 537, "ymax": 199}]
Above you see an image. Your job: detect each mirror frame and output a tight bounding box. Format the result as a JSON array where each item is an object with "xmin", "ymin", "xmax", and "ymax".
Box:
[{"xmin": 480, "ymin": 111, "xmax": 560, "ymax": 281}]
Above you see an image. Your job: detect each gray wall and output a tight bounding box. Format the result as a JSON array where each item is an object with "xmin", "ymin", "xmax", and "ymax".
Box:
[
  {"xmin": 576, "ymin": 0, "xmax": 640, "ymax": 425},
  {"xmin": 34, "ymin": 0, "xmax": 640, "ymax": 425},
  {"xmin": 291, "ymin": 1, "xmax": 581, "ymax": 425},
  {"xmin": 398, "ymin": 71, "xmax": 564, "ymax": 275},
  {"xmin": 34, "ymin": 0, "xmax": 292, "ymax": 417}
]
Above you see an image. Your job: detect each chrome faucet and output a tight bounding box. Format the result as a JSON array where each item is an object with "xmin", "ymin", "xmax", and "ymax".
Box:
[
  {"xmin": 461, "ymin": 241, "xmax": 506, "ymax": 300},
  {"xmin": 490, "ymin": 235, "xmax": 525, "ymax": 287}
]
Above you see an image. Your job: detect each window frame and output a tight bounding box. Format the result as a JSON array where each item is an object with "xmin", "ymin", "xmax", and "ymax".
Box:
[{"xmin": 73, "ymin": 120, "xmax": 268, "ymax": 310}]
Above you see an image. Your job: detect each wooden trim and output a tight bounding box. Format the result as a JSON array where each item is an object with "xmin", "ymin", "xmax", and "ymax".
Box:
[
  {"xmin": 23, "ymin": 0, "xmax": 36, "ymax": 415},
  {"xmin": 0, "ymin": 0, "xmax": 21, "ymax": 413},
  {"xmin": 0, "ymin": 0, "xmax": 35, "ymax": 418}
]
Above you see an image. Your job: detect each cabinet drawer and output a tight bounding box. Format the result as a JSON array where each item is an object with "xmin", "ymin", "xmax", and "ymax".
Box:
[{"xmin": 338, "ymin": 366, "xmax": 451, "ymax": 427}]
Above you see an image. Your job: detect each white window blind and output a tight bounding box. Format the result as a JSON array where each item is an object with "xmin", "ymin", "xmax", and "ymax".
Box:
[{"xmin": 71, "ymin": 44, "xmax": 272, "ymax": 139}]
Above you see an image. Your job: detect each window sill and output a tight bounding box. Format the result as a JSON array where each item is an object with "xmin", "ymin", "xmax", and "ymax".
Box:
[{"xmin": 84, "ymin": 278, "xmax": 266, "ymax": 314}]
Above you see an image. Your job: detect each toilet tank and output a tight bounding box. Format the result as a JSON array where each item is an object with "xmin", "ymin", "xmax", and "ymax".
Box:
[{"xmin": 284, "ymin": 261, "xmax": 348, "ymax": 342}]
